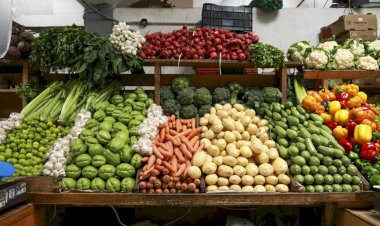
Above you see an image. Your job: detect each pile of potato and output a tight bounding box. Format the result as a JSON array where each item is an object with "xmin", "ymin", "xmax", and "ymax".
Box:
[{"xmin": 190, "ymin": 103, "xmax": 290, "ymax": 192}]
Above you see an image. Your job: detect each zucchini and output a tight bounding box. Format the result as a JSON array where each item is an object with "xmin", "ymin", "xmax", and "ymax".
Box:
[
  {"xmin": 275, "ymin": 121, "xmax": 288, "ymax": 129},
  {"xmin": 272, "ymin": 112, "xmax": 282, "ymax": 121},
  {"xmin": 311, "ymin": 134, "xmax": 322, "ymax": 147},
  {"xmin": 278, "ymin": 146, "xmax": 289, "ymax": 159},
  {"xmin": 317, "ymin": 146, "xmax": 334, "ymax": 157},
  {"xmin": 278, "ymin": 138, "xmax": 289, "ymax": 148},
  {"xmin": 275, "ymin": 126, "xmax": 287, "ymax": 138},
  {"xmin": 320, "ymin": 125, "xmax": 333, "ymax": 134},
  {"xmin": 296, "ymin": 105, "xmax": 307, "ymax": 115},
  {"xmin": 310, "ymin": 113, "xmax": 324, "ymax": 123},
  {"xmin": 300, "ymin": 128, "xmax": 312, "ymax": 139},
  {"xmin": 286, "ymin": 129, "xmax": 298, "ymax": 140},
  {"xmin": 305, "ymin": 137, "xmax": 318, "ymax": 155},
  {"xmin": 287, "ymin": 116, "xmax": 300, "ymax": 126}
]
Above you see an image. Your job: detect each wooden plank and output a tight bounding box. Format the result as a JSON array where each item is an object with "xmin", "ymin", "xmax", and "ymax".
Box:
[
  {"xmin": 21, "ymin": 60, "xmax": 29, "ymax": 108},
  {"xmin": 0, "ymin": 93, "xmax": 21, "ymax": 118},
  {"xmin": 154, "ymin": 62, "xmax": 161, "ymax": 104},
  {"xmin": 142, "ymin": 59, "xmax": 254, "ymax": 68},
  {"xmin": 27, "ymin": 192, "xmax": 374, "ymax": 207},
  {"xmin": 0, "ymin": 203, "xmax": 45, "ymax": 226},
  {"xmin": 285, "ymin": 61, "xmax": 303, "ymax": 68},
  {"xmin": 281, "ymin": 65, "xmax": 287, "ymax": 104},
  {"xmin": 0, "ymin": 59, "xmax": 27, "ymax": 66},
  {"xmin": 304, "ymin": 70, "xmax": 380, "ymax": 80},
  {"xmin": 0, "ymin": 89, "xmax": 18, "ymax": 93}
]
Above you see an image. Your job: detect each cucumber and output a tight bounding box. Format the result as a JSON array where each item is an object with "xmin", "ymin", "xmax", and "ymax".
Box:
[
  {"xmin": 291, "ymin": 156, "xmax": 306, "ymax": 166},
  {"xmin": 297, "ymin": 137, "xmax": 305, "ymax": 143},
  {"xmin": 320, "ymin": 125, "xmax": 332, "ymax": 134},
  {"xmin": 317, "ymin": 146, "xmax": 334, "ymax": 157},
  {"xmin": 290, "ymin": 126, "xmax": 299, "ymax": 131},
  {"xmin": 320, "ymin": 129, "xmax": 335, "ymax": 141},
  {"xmin": 291, "ymin": 107, "xmax": 302, "ymax": 118},
  {"xmin": 288, "ymin": 146, "xmax": 299, "ymax": 156},
  {"xmin": 286, "ymin": 129, "xmax": 298, "ymax": 140},
  {"xmin": 313, "ymin": 121, "xmax": 323, "ymax": 127},
  {"xmin": 333, "ymin": 148, "xmax": 344, "ymax": 159},
  {"xmin": 281, "ymin": 110, "xmax": 288, "ymax": 118},
  {"xmin": 319, "ymin": 136, "xmax": 329, "ymax": 147},
  {"xmin": 275, "ymin": 121, "xmax": 288, "ymax": 129},
  {"xmin": 305, "ymin": 137, "xmax": 318, "ymax": 155},
  {"xmin": 285, "ymin": 109, "xmax": 291, "ymax": 115},
  {"xmin": 275, "ymin": 126, "xmax": 287, "ymax": 138},
  {"xmin": 278, "ymin": 138, "xmax": 289, "ymax": 148},
  {"xmin": 310, "ymin": 113, "xmax": 324, "ymax": 124},
  {"xmin": 285, "ymin": 101, "xmax": 293, "ymax": 109},
  {"xmin": 295, "ymin": 142, "xmax": 306, "ymax": 151},
  {"xmin": 329, "ymin": 140, "xmax": 345, "ymax": 152},
  {"xmin": 281, "ymin": 118, "xmax": 287, "ymax": 123},
  {"xmin": 296, "ymin": 105, "xmax": 307, "ymax": 115},
  {"xmin": 307, "ymin": 125, "xmax": 320, "ymax": 135},
  {"xmin": 270, "ymin": 132, "xmax": 277, "ymax": 140},
  {"xmin": 300, "ymin": 128, "xmax": 312, "ymax": 139},
  {"xmin": 278, "ymin": 146, "xmax": 289, "ymax": 159},
  {"xmin": 273, "ymin": 103, "xmax": 282, "ymax": 112},
  {"xmin": 311, "ymin": 134, "xmax": 322, "ymax": 147},
  {"xmin": 287, "ymin": 116, "xmax": 300, "ymax": 126},
  {"xmin": 272, "ymin": 112, "xmax": 282, "ymax": 121},
  {"xmin": 264, "ymin": 109, "xmax": 273, "ymax": 117}
]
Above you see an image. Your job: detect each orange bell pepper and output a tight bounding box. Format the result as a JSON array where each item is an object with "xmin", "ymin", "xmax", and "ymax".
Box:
[
  {"xmin": 361, "ymin": 119, "xmax": 377, "ymax": 131},
  {"xmin": 318, "ymin": 89, "xmax": 331, "ymax": 101},
  {"xmin": 315, "ymin": 104, "xmax": 325, "ymax": 114},
  {"xmin": 347, "ymin": 96, "xmax": 362, "ymax": 108},
  {"xmin": 346, "ymin": 84, "xmax": 359, "ymax": 97},
  {"xmin": 357, "ymin": 91, "xmax": 368, "ymax": 103},
  {"xmin": 325, "ymin": 89, "xmax": 336, "ymax": 101},
  {"xmin": 302, "ymin": 95, "xmax": 317, "ymax": 110},
  {"xmin": 333, "ymin": 126, "xmax": 348, "ymax": 140},
  {"xmin": 350, "ymin": 107, "xmax": 376, "ymax": 122},
  {"xmin": 311, "ymin": 93, "xmax": 323, "ymax": 103},
  {"xmin": 321, "ymin": 112, "xmax": 333, "ymax": 122}
]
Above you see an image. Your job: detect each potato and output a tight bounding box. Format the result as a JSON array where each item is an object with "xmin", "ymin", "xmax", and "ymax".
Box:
[
  {"xmin": 278, "ymin": 174, "xmax": 290, "ymax": 185},
  {"xmin": 236, "ymin": 140, "xmax": 250, "ymax": 149},
  {"xmin": 220, "ymin": 150, "xmax": 227, "ymax": 156},
  {"xmin": 268, "ymin": 148, "xmax": 279, "ymax": 160},
  {"xmin": 218, "ymin": 186, "xmax": 230, "ymax": 191},
  {"xmin": 223, "ymin": 103, "xmax": 232, "ymax": 111},
  {"xmin": 272, "ymin": 158, "xmax": 288, "ymax": 175},
  {"xmin": 264, "ymin": 140, "xmax": 276, "ymax": 149},
  {"xmin": 226, "ymin": 143, "xmax": 240, "ymax": 157},
  {"xmin": 188, "ymin": 166, "xmax": 202, "ymax": 179},
  {"xmin": 232, "ymin": 130, "xmax": 242, "ymax": 141},
  {"xmin": 250, "ymin": 142, "xmax": 263, "ymax": 154},
  {"xmin": 245, "ymin": 163, "xmax": 259, "ymax": 177},
  {"xmin": 252, "ymin": 116, "xmax": 260, "ymax": 124},
  {"xmin": 234, "ymin": 104, "xmax": 245, "ymax": 112},
  {"xmin": 259, "ymin": 133, "xmax": 269, "ymax": 143},
  {"xmin": 207, "ymin": 145, "xmax": 220, "ymax": 157},
  {"xmin": 261, "ymin": 144, "xmax": 269, "ymax": 154},
  {"xmin": 255, "ymin": 152, "xmax": 269, "ymax": 164},
  {"xmin": 265, "ymin": 184, "xmax": 276, "ymax": 192},
  {"xmin": 204, "ymin": 113, "xmax": 210, "ymax": 119},
  {"xmin": 216, "ymin": 139, "xmax": 227, "ymax": 151},
  {"xmin": 245, "ymin": 109, "xmax": 256, "ymax": 118},
  {"xmin": 275, "ymin": 184, "xmax": 289, "ymax": 193},
  {"xmin": 233, "ymin": 165, "xmax": 246, "ymax": 177},
  {"xmin": 265, "ymin": 175, "xmax": 279, "ymax": 185},
  {"xmin": 211, "ymin": 124, "xmax": 223, "ymax": 134},
  {"xmin": 217, "ymin": 165, "xmax": 234, "ymax": 177},
  {"xmin": 192, "ymin": 151, "xmax": 207, "ymax": 167},
  {"xmin": 258, "ymin": 163, "xmax": 274, "ymax": 177},
  {"xmin": 230, "ymin": 184, "xmax": 242, "ymax": 191},
  {"xmin": 201, "ymin": 126, "xmax": 208, "ymax": 133},
  {"xmin": 234, "ymin": 121, "xmax": 245, "ymax": 133},
  {"xmin": 241, "ymin": 175, "xmax": 254, "ymax": 186},
  {"xmin": 224, "ymin": 131, "xmax": 236, "ymax": 143},
  {"xmin": 222, "ymin": 118, "xmax": 235, "ymax": 131},
  {"xmin": 204, "ymin": 130, "xmax": 215, "ymax": 140},
  {"xmin": 257, "ymin": 119, "xmax": 268, "ymax": 127},
  {"xmin": 231, "ymin": 112, "xmax": 242, "ymax": 121},
  {"xmin": 217, "ymin": 177, "xmax": 230, "ymax": 186},
  {"xmin": 236, "ymin": 157, "xmax": 248, "ymax": 166},
  {"xmin": 200, "ymin": 118, "xmax": 208, "ymax": 126},
  {"xmin": 240, "ymin": 145, "xmax": 253, "ymax": 158},
  {"xmin": 255, "ymin": 127, "xmax": 267, "ymax": 138},
  {"xmin": 217, "ymin": 109, "xmax": 229, "ymax": 119},
  {"xmin": 215, "ymin": 104, "xmax": 223, "ymax": 110},
  {"xmin": 208, "ymin": 115, "xmax": 220, "ymax": 124},
  {"xmin": 242, "ymin": 185, "xmax": 254, "ymax": 191},
  {"xmin": 213, "ymin": 156, "xmax": 224, "ymax": 166},
  {"xmin": 211, "ymin": 139, "xmax": 218, "ymax": 145},
  {"xmin": 239, "ymin": 115, "xmax": 252, "ymax": 127},
  {"xmin": 228, "ymin": 108, "xmax": 238, "ymax": 117},
  {"xmin": 205, "ymin": 174, "xmax": 218, "ymax": 185},
  {"xmin": 223, "ymin": 156, "xmax": 237, "ymax": 167},
  {"xmin": 254, "ymin": 175, "xmax": 265, "ymax": 185},
  {"xmin": 216, "ymin": 132, "xmax": 225, "ymax": 139},
  {"xmin": 205, "ymin": 154, "xmax": 213, "ymax": 163},
  {"xmin": 201, "ymin": 138, "xmax": 212, "ymax": 149},
  {"xmin": 202, "ymin": 162, "xmax": 217, "ymax": 174},
  {"xmin": 242, "ymin": 131, "xmax": 250, "ymax": 141},
  {"xmin": 253, "ymin": 185, "xmax": 266, "ymax": 192},
  {"xmin": 229, "ymin": 175, "xmax": 241, "ymax": 185},
  {"xmin": 206, "ymin": 185, "xmax": 218, "ymax": 192},
  {"xmin": 246, "ymin": 123, "xmax": 258, "ymax": 135}
]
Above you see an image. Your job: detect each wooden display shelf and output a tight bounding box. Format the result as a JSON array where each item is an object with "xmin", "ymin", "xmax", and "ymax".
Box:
[
  {"xmin": 0, "ymin": 88, "xmax": 18, "ymax": 93},
  {"xmin": 142, "ymin": 59, "xmax": 253, "ymax": 68}
]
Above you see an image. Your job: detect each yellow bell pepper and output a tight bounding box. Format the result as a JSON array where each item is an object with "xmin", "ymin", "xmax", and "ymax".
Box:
[
  {"xmin": 328, "ymin": 100, "xmax": 341, "ymax": 115},
  {"xmin": 333, "ymin": 126, "xmax": 348, "ymax": 140},
  {"xmin": 320, "ymin": 112, "xmax": 333, "ymax": 122},
  {"xmin": 347, "ymin": 84, "xmax": 359, "ymax": 97},
  {"xmin": 357, "ymin": 91, "xmax": 367, "ymax": 103},
  {"xmin": 347, "ymin": 96, "xmax": 362, "ymax": 108},
  {"xmin": 334, "ymin": 109, "xmax": 349, "ymax": 125},
  {"xmin": 354, "ymin": 124, "xmax": 372, "ymax": 144}
]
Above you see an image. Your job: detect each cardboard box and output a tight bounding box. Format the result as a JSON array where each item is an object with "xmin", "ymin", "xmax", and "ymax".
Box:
[
  {"xmin": 336, "ymin": 30, "xmax": 378, "ymax": 43},
  {"xmin": 167, "ymin": 0, "xmax": 193, "ymax": 8},
  {"xmin": 328, "ymin": 13, "xmax": 377, "ymax": 35}
]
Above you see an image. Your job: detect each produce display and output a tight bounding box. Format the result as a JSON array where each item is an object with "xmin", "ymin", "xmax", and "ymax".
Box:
[
  {"xmin": 4, "ymin": 24, "xmax": 34, "ymax": 60},
  {"xmin": 287, "ymin": 39, "xmax": 380, "ymax": 70},
  {"xmin": 138, "ymin": 115, "xmax": 203, "ymax": 193},
  {"xmin": 61, "ymin": 88, "xmax": 152, "ymax": 192},
  {"xmin": 195, "ymin": 103, "xmax": 290, "ymax": 192}
]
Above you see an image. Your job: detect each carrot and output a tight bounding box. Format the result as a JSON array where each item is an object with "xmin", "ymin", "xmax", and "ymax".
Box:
[
  {"xmin": 193, "ymin": 179, "xmax": 200, "ymax": 186},
  {"xmin": 166, "ymin": 141, "xmax": 174, "ymax": 155},
  {"xmin": 162, "ymin": 183, "xmax": 168, "ymax": 189},
  {"xmin": 139, "ymin": 181, "xmax": 147, "ymax": 190},
  {"xmin": 174, "ymin": 129, "xmax": 192, "ymax": 137},
  {"xmin": 176, "ymin": 120, "xmax": 181, "ymax": 132},
  {"xmin": 194, "ymin": 189, "xmax": 200, "ymax": 193},
  {"xmin": 175, "ymin": 182, "xmax": 182, "ymax": 190},
  {"xmin": 169, "ymin": 122, "xmax": 173, "ymax": 129},
  {"xmin": 152, "ymin": 144, "xmax": 164, "ymax": 159},
  {"xmin": 187, "ymin": 127, "xmax": 202, "ymax": 140},
  {"xmin": 186, "ymin": 177, "xmax": 193, "ymax": 184},
  {"xmin": 165, "ymin": 134, "xmax": 181, "ymax": 146},
  {"xmin": 174, "ymin": 148, "xmax": 186, "ymax": 163},
  {"xmin": 194, "ymin": 140, "xmax": 200, "ymax": 150},
  {"xmin": 170, "ymin": 156, "xmax": 178, "ymax": 172},
  {"xmin": 162, "ymin": 161, "xmax": 175, "ymax": 172},
  {"xmin": 170, "ymin": 115, "xmax": 175, "ymax": 122},
  {"xmin": 142, "ymin": 157, "xmax": 149, "ymax": 162},
  {"xmin": 180, "ymin": 143, "xmax": 192, "ymax": 160},
  {"xmin": 169, "ymin": 129, "xmax": 179, "ymax": 136},
  {"xmin": 155, "ymin": 165, "xmax": 165, "ymax": 172},
  {"xmin": 173, "ymin": 177, "xmax": 180, "ymax": 182},
  {"xmin": 163, "ymin": 188, "xmax": 170, "ymax": 193},
  {"xmin": 180, "ymin": 119, "xmax": 190, "ymax": 124},
  {"xmin": 143, "ymin": 165, "xmax": 147, "ymax": 171},
  {"xmin": 195, "ymin": 142, "xmax": 205, "ymax": 153},
  {"xmin": 141, "ymin": 189, "xmax": 147, "ymax": 193},
  {"xmin": 165, "ymin": 124, "xmax": 169, "ymax": 134},
  {"xmin": 158, "ymin": 147, "xmax": 171, "ymax": 160},
  {"xmin": 188, "ymin": 183, "xmax": 196, "ymax": 192},
  {"xmin": 170, "ymin": 188, "xmax": 177, "ymax": 193},
  {"xmin": 181, "ymin": 168, "xmax": 188, "ymax": 181},
  {"xmin": 185, "ymin": 160, "xmax": 191, "ymax": 167},
  {"xmin": 156, "ymin": 158, "xmax": 162, "ymax": 165},
  {"xmin": 157, "ymin": 143, "xmax": 169, "ymax": 151},
  {"xmin": 162, "ymin": 175, "xmax": 170, "ymax": 183},
  {"xmin": 168, "ymin": 181, "xmax": 175, "ymax": 189},
  {"xmin": 174, "ymin": 163, "xmax": 186, "ymax": 177},
  {"xmin": 147, "ymin": 182, "xmax": 154, "ymax": 189},
  {"xmin": 154, "ymin": 179, "xmax": 162, "ymax": 188},
  {"xmin": 160, "ymin": 127, "xmax": 165, "ymax": 141},
  {"xmin": 191, "ymin": 118, "xmax": 196, "ymax": 129},
  {"xmin": 148, "ymin": 189, "xmax": 155, "ymax": 193},
  {"xmin": 143, "ymin": 165, "xmax": 155, "ymax": 176},
  {"xmin": 140, "ymin": 173, "xmax": 150, "ymax": 180},
  {"xmin": 179, "ymin": 136, "xmax": 195, "ymax": 153},
  {"xmin": 163, "ymin": 168, "xmax": 170, "ymax": 175},
  {"xmin": 155, "ymin": 188, "xmax": 163, "ymax": 193},
  {"xmin": 189, "ymin": 136, "xmax": 198, "ymax": 146},
  {"xmin": 177, "ymin": 190, "xmax": 183, "ymax": 193},
  {"xmin": 151, "ymin": 169, "xmax": 160, "ymax": 177},
  {"xmin": 182, "ymin": 125, "xmax": 187, "ymax": 131},
  {"xmin": 181, "ymin": 183, "xmax": 188, "ymax": 191}
]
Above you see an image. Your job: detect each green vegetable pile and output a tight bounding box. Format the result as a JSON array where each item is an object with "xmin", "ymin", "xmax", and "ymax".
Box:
[
  {"xmin": 0, "ymin": 120, "xmax": 70, "ymax": 176},
  {"xmin": 30, "ymin": 25, "xmax": 143, "ymax": 84},
  {"xmin": 62, "ymin": 87, "xmax": 153, "ymax": 192},
  {"xmin": 248, "ymin": 42, "xmax": 285, "ymax": 69},
  {"xmin": 263, "ymin": 102, "xmax": 362, "ymax": 192},
  {"xmin": 250, "ymin": 0, "xmax": 283, "ymax": 12}
]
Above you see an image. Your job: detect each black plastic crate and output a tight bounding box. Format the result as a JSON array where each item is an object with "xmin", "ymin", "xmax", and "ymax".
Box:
[{"xmin": 201, "ymin": 3, "xmax": 252, "ymax": 32}]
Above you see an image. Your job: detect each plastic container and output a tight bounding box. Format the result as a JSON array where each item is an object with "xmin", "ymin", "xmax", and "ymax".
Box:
[
  {"xmin": 0, "ymin": 0, "xmax": 12, "ymax": 58},
  {"xmin": 201, "ymin": 3, "xmax": 252, "ymax": 33}
]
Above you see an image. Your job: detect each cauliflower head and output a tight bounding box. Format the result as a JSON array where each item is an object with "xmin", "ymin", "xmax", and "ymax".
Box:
[
  {"xmin": 367, "ymin": 40, "xmax": 380, "ymax": 52},
  {"xmin": 357, "ymin": 56, "xmax": 379, "ymax": 70},
  {"xmin": 343, "ymin": 39, "xmax": 365, "ymax": 58},
  {"xmin": 318, "ymin": 41, "xmax": 339, "ymax": 53},
  {"xmin": 287, "ymin": 41, "xmax": 310, "ymax": 61},
  {"xmin": 330, "ymin": 48, "xmax": 354, "ymax": 70},
  {"xmin": 304, "ymin": 48, "xmax": 329, "ymax": 69}
]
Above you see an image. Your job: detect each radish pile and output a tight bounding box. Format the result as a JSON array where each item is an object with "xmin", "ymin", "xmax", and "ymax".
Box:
[{"xmin": 139, "ymin": 26, "xmax": 259, "ymax": 60}]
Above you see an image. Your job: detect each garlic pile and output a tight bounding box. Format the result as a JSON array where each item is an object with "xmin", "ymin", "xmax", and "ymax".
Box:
[
  {"xmin": 109, "ymin": 22, "xmax": 145, "ymax": 55},
  {"xmin": 133, "ymin": 104, "xmax": 167, "ymax": 155},
  {"xmin": 43, "ymin": 110, "xmax": 91, "ymax": 177},
  {"xmin": 0, "ymin": 113, "xmax": 23, "ymax": 143}
]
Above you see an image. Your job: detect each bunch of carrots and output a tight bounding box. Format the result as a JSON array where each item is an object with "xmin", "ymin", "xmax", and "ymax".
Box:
[{"xmin": 139, "ymin": 115, "xmax": 204, "ymax": 193}]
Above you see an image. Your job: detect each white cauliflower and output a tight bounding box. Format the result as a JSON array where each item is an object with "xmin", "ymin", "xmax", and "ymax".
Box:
[
  {"xmin": 109, "ymin": 22, "xmax": 145, "ymax": 55},
  {"xmin": 367, "ymin": 40, "xmax": 380, "ymax": 52},
  {"xmin": 287, "ymin": 41, "xmax": 310, "ymax": 61},
  {"xmin": 318, "ymin": 41, "xmax": 339, "ymax": 53},
  {"xmin": 343, "ymin": 39, "xmax": 365, "ymax": 59},
  {"xmin": 357, "ymin": 56, "xmax": 379, "ymax": 70},
  {"xmin": 304, "ymin": 48, "xmax": 329, "ymax": 69},
  {"xmin": 330, "ymin": 48, "xmax": 354, "ymax": 70}
]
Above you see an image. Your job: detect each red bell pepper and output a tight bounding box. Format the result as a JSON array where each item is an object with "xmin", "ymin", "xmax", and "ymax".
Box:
[
  {"xmin": 325, "ymin": 121, "xmax": 338, "ymax": 130},
  {"xmin": 346, "ymin": 120, "xmax": 357, "ymax": 135},
  {"xmin": 347, "ymin": 136, "xmax": 355, "ymax": 145},
  {"xmin": 361, "ymin": 142, "xmax": 378, "ymax": 162},
  {"xmin": 340, "ymin": 100, "xmax": 348, "ymax": 109},
  {"xmin": 336, "ymin": 92, "xmax": 349, "ymax": 102},
  {"xmin": 339, "ymin": 138, "xmax": 353, "ymax": 153},
  {"xmin": 361, "ymin": 103, "xmax": 369, "ymax": 110}
]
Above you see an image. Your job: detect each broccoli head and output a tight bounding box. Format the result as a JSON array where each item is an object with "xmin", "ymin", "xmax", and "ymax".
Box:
[
  {"xmin": 212, "ymin": 87, "xmax": 231, "ymax": 104},
  {"xmin": 161, "ymin": 99, "xmax": 181, "ymax": 116},
  {"xmin": 242, "ymin": 88, "xmax": 263, "ymax": 108},
  {"xmin": 198, "ymin": 105, "xmax": 212, "ymax": 117},
  {"xmin": 227, "ymin": 82, "xmax": 244, "ymax": 104},
  {"xmin": 263, "ymin": 87, "xmax": 282, "ymax": 103},
  {"xmin": 160, "ymin": 86, "xmax": 175, "ymax": 104},
  {"xmin": 177, "ymin": 87, "xmax": 194, "ymax": 105},
  {"xmin": 194, "ymin": 87, "xmax": 212, "ymax": 106},
  {"xmin": 180, "ymin": 104, "xmax": 197, "ymax": 119},
  {"xmin": 171, "ymin": 76, "xmax": 190, "ymax": 94}
]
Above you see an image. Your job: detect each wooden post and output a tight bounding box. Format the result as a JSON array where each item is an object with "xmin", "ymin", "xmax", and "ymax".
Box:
[
  {"xmin": 21, "ymin": 60, "xmax": 29, "ymax": 108},
  {"xmin": 322, "ymin": 79, "xmax": 329, "ymax": 89},
  {"xmin": 154, "ymin": 62, "xmax": 161, "ymax": 104},
  {"xmin": 323, "ymin": 203, "xmax": 336, "ymax": 226},
  {"xmin": 281, "ymin": 65, "xmax": 287, "ymax": 104}
]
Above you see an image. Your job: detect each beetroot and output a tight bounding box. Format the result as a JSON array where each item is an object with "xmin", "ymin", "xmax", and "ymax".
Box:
[
  {"xmin": 5, "ymin": 46, "xmax": 21, "ymax": 60},
  {"xmin": 17, "ymin": 41, "xmax": 31, "ymax": 53},
  {"xmin": 20, "ymin": 31, "xmax": 34, "ymax": 41},
  {"xmin": 10, "ymin": 35, "xmax": 19, "ymax": 47}
]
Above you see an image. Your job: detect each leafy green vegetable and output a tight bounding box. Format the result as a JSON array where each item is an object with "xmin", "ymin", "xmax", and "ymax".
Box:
[{"xmin": 248, "ymin": 42, "xmax": 285, "ymax": 69}]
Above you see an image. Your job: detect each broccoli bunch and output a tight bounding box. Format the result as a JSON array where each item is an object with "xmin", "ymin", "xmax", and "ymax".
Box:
[
  {"xmin": 194, "ymin": 87, "xmax": 212, "ymax": 105},
  {"xmin": 180, "ymin": 104, "xmax": 198, "ymax": 119},
  {"xmin": 161, "ymin": 99, "xmax": 181, "ymax": 115},
  {"xmin": 263, "ymin": 87, "xmax": 282, "ymax": 103},
  {"xmin": 213, "ymin": 87, "xmax": 231, "ymax": 104},
  {"xmin": 227, "ymin": 82, "xmax": 244, "ymax": 104},
  {"xmin": 160, "ymin": 86, "xmax": 174, "ymax": 104},
  {"xmin": 177, "ymin": 87, "xmax": 195, "ymax": 105},
  {"xmin": 242, "ymin": 88, "xmax": 263, "ymax": 108},
  {"xmin": 198, "ymin": 105, "xmax": 212, "ymax": 117},
  {"xmin": 171, "ymin": 76, "xmax": 190, "ymax": 94}
]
